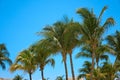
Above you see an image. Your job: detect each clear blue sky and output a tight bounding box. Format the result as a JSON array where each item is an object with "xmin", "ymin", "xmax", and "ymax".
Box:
[{"xmin": 0, "ymin": 0, "xmax": 120, "ymax": 80}]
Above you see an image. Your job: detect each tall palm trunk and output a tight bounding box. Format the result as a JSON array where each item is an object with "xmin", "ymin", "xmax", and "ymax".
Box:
[
  {"xmin": 90, "ymin": 44, "xmax": 96, "ymax": 80},
  {"xmin": 90, "ymin": 52, "xmax": 95, "ymax": 80},
  {"xmin": 63, "ymin": 60, "xmax": 68, "ymax": 80},
  {"xmin": 29, "ymin": 73, "xmax": 32, "ymax": 80},
  {"xmin": 62, "ymin": 52, "xmax": 68, "ymax": 80},
  {"xmin": 69, "ymin": 51, "xmax": 75, "ymax": 80},
  {"xmin": 41, "ymin": 69, "xmax": 44, "ymax": 80}
]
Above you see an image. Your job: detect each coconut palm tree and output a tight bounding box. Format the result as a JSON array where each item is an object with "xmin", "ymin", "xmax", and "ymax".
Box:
[
  {"xmin": 84, "ymin": 68, "xmax": 107, "ymax": 80},
  {"xmin": 93, "ymin": 68, "xmax": 107, "ymax": 80},
  {"xmin": 41, "ymin": 17, "xmax": 80, "ymax": 80},
  {"xmin": 78, "ymin": 61, "xmax": 108, "ymax": 80},
  {"xmin": 106, "ymin": 31, "xmax": 120, "ymax": 63},
  {"xmin": 10, "ymin": 49, "xmax": 36, "ymax": 80},
  {"xmin": 60, "ymin": 17, "xmax": 80, "ymax": 80},
  {"xmin": 0, "ymin": 44, "xmax": 12, "ymax": 70},
  {"xmin": 77, "ymin": 61, "xmax": 91, "ymax": 80},
  {"xmin": 101, "ymin": 61, "xmax": 120, "ymax": 80},
  {"xmin": 76, "ymin": 6, "xmax": 115, "ymax": 80},
  {"xmin": 95, "ymin": 44, "xmax": 109, "ymax": 68},
  {"xmin": 41, "ymin": 21, "xmax": 69, "ymax": 80},
  {"xmin": 65, "ymin": 18, "xmax": 80, "ymax": 80},
  {"xmin": 76, "ymin": 43, "xmax": 109, "ymax": 68},
  {"xmin": 30, "ymin": 40, "xmax": 55, "ymax": 80}
]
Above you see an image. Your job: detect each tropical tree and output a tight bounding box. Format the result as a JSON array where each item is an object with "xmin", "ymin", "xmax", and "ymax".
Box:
[
  {"xmin": 92, "ymin": 68, "xmax": 106, "ymax": 80},
  {"xmin": 106, "ymin": 31, "xmax": 120, "ymax": 63},
  {"xmin": 10, "ymin": 49, "xmax": 36, "ymax": 80},
  {"xmin": 41, "ymin": 21, "xmax": 69, "ymax": 80},
  {"xmin": 30, "ymin": 40, "xmax": 55, "ymax": 80},
  {"xmin": 78, "ymin": 61, "xmax": 107, "ymax": 80},
  {"xmin": 76, "ymin": 43, "xmax": 109, "ymax": 68},
  {"xmin": 65, "ymin": 18, "xmax": 80, "ymax": 80},
  {"xmin": 76, "ymin": 6, "xmax": 115, "ymax": 80},
  {"xmin": 77, "ymin": 61, "xmax": 91, "ymax": 80},
  {"xmin": 59, "ymin": 17, "xmax": 80, "ymax": 80},
  {"xmin": 13, "ymin": 74, "xmax": 23, "ymax": 80},
  {"xmin": 101, "ymin": 61, "xmax": 120, "ymax": 80},
  {"xmin": 0, "ymin": 44, "xmax": 12, "ymax": 70},
  {"xmin": 41, "ymin": 17, "xmax": 80, "ymax": 80},
  {"xmin": 95, "ymin": 44, "xmax": 109, "ymax": 68}
]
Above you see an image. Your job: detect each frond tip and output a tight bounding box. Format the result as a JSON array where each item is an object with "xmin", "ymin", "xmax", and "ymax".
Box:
[{"xmin": 46, "ymin": 58, "xmax": 55, "ymax": 67}]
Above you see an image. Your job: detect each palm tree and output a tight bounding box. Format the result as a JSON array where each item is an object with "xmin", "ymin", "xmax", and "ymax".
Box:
[
  {"xmin": 77, "ymin": 61, "xmax": 91, "ymax": 80},
  {"xmin": 41, "ymin": 21, "xmax": 69, "ymax": 80},
  {"xmin": 84, "ymin": 68, "xmax": 107, "ymax": 80},
  {"xmin": 93, "ymin": 68, "xmax": 107, "ymax": 80},
  {"xmin": 13, "ymin": 74, "xmax": 23, "ymax": 80},
  {"xmin": 101, "ymin": 61, "xmax": 120, "ymax": 80},
  {"xmin": 41, "ymin": 17, "xmax": 80, "ymax": 80},
  {"xmin": 106, "ymin": 31, "xmax": 120, "ymax": 63},
  {"xmin": 59, "ymin": 17, "xmax": 80, "ymax": 80},
  {"xmin": 95, "ymin": 44, "xmax": 109, "ymax": 68},
  {"xmin": 65, "ymin": 18, "xmax": 80, "ymax": 80},
  {"xmin": 76, "ymin": 43, "xmax": 109, "ymax": 68},
  {"xmin": 76, "ymin": 6, "xmax": 115, "ymax": 80},
  {"xmin": 0, "ymin": 44, "xmax": 12, "ymax": 70},
  {"xmin": 10, "ymin": 49, "xmax": 36, "ymax": 80},
  {"xmin": 78, "ymin": 61, "xmax": 108, "ymax": 80},
  {"xmin": 30, "ymin": 40, "xmax": 55, "ymax": 80}
]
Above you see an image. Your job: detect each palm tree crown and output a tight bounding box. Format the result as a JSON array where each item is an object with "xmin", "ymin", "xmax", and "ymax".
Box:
[
  {"xmin": 106, "ymin": 31, "xmax": 120, "ymax": 62},
  {"xmin": 41, "ymin": 17, "xmax": 80, "ymax": 80},
  {"xmin": 76, "ymin": 6, "xmax": 115, "ymax": 80},
  {"xmin": 31, "ymin": 40, "xmax": 55, "ymax": 80},
  {"xmin": 10, "ymin": 49, "xmax": 36, "ymax": 80}
]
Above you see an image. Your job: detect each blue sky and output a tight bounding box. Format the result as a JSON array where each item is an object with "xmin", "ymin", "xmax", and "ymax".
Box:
[{"xmin": 0, "ymin": 0, "xmax": 120, "ymax": 80}]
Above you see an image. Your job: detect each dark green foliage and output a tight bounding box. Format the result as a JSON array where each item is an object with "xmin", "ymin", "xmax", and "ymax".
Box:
[
  {"xmin": 106, "ymin": 31, "xmax": 120, "ymax": 62},
  {"xmin": 55, "ymin": 75, "xmax": 65, "ymax": 80},
  {"xmin": 0, "ymin": 44, "xmax": 12, "ymax": 70},
  {"xmin": 76, "ymin": 6, "xmax": 115, "ymax": 80},
  {"xmin": 13, "ymin": 74, "xmax": 23, "ymax": 80}
]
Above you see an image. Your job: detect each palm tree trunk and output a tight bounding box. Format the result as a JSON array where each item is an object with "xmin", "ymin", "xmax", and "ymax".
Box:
[
  {"xmin": 29, "ymin": 73, "xmax": 32, "ymax": 80},
  {"xmin": 41, "ymin": 69, "xmax": 44, "ymax": 80},
  {"xmin": 63, "ymin": 60, "xmax": 68, "ymax": 80},
  {"xmin": 69, "ymin": 52, "xmax": 75, "ymax": 80},
  {"xmin": 90, "ymin": 44, "xmax": 96, "ymax": 80},
  {"xmin": 62, "ymin": 52, "xmax": 68, "ymax": 80},
  {"xmin": 90, "ymin": 52, "xmax": 95, "ymax": 80}
]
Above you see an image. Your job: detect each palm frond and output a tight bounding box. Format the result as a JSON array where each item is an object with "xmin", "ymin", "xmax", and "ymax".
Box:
[
  {"xmin": 103, "ymin": 17, "xmax": 115, "ymax": 29},
  {"xmin": 45, "ymin": 58, "xmax": 55, "ymax": 67},
  {"xmin": 77, "ymin": 8, "xmax": 91, "ymax": 19},
  {"xmin": 98, "ymin": 6, "xmax": 108, "ymax": 22},
  {"xmin": 76, "ymin": 52, "xmax": 91, "ymax": 58}
]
